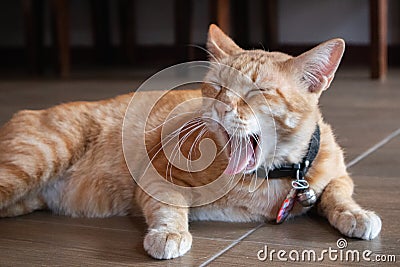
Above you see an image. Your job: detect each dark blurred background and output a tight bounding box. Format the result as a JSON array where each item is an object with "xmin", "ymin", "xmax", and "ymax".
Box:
[{"xmin": 0, "ymin": 0, "xmax": 398, "ymax": 79}]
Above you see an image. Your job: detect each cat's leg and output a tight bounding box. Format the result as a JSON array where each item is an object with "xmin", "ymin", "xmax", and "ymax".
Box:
[
  {"xmin": 318, "ymin": 175, "xmax": 382, "ymax": 240},
  {"xmin": 0, "ymin": 193, "xmax": 46, "ymax": 217},
  {"xmin": 136, "ymin": 187, "xmax": 192, "ymax": 259}
]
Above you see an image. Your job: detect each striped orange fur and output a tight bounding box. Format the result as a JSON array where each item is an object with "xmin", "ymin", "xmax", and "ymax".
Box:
[{"xmin": 0, "ymin": 25, "xmax": 381, "ymax": 259}]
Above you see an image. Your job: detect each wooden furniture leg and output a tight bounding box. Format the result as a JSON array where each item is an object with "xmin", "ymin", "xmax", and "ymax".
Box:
[
  {"xmin": 370, "ymin": 0, "xmax": 387, "ymax": 80},
  {"xmin": 22, "ymin": 0, "xmax": 45, "ymax": 75},
  {"xmin": 209, "ymin": 0, "xmax": 231, "ymax": 35},
  {"xmin": 50, "ymin": 0, "xmax": 70, "ymax": 78},
  {"xmin": 232, "ymin": 0, "xmax": 249, "ymax": 48},
  {"xmin": 119, "ymin": 0, "xmax": 136, "ymax": 63},
  {"xmin": 174, "ymin": 0, "xmax": 193, "ymax": 62},
  {"xmin": 91, "ymin": 0, "xmax": 112, "ymax": 64},
  {"xmin": 263, "ymin": 0, "xmax": 278, "ymax": 51}
]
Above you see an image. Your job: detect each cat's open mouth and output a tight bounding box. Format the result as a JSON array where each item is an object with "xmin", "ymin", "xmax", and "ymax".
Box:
[{"xmin": 224, "ymin": 134, "xmax": 260, "ymax": 175}]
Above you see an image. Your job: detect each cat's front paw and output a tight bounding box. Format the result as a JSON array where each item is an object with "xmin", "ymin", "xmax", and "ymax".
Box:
[
  {"xmin": 332, "ymin": 209, "xmax": 382, "ymax": 240},
  {"xmin": 144, "ymin": 229, "xmax": 192, "ymax": 259}
]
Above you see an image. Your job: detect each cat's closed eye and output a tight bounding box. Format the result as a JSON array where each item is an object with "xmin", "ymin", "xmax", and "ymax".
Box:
[{"xmin": 246, "ymin": 88, "xmax": 268, "ymax": 97}]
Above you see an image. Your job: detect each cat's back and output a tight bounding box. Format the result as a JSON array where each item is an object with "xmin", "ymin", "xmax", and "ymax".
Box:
[
  {"xmin": 3, "ymin": 88, "xmax": 201, "ymax": 136},
  {"xmin": 91, "ymin": 89, "xmax": 202, "ymax": 127},
  {"xmin": 0, "ymin": 88, "xmax": 202, "ymax": 179}
]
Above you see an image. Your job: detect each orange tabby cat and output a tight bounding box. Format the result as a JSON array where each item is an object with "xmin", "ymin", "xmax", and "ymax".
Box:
[{"xmin": 0, "ymin": 25, "xmax": 381, "ymax": 259}]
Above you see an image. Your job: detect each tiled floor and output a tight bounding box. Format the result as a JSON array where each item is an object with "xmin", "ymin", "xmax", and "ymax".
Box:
[{"xmin": 0, "ymin": 68, "xmax": 399, "ymax": 266}]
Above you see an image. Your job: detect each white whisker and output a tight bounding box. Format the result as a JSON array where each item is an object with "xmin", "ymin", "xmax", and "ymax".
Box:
[
  {"xmin": 146, "ymin": 117, "xmax": 203, "ymax": 156},
  {"xmin": 188, "ymin": 44, "xmax": 221, "ymax": 65},
  {"xmin": 142, "ymin": 118, "xmax": 204, "ymax": 180},
  {"xmin": 166, "ymin": 121, "xmax": 206, "ymax": 180},
  {"xmin": 166, "ymin": 121, "xmax": 206, "ymax": 182},
  {"xmin": 145, "ymin": 111, "xmax": 201, "ymax": 133},
  {"xmin": 188, "ymin": 126, "xmax": 207, "ymax": 169},
  {"xmin": 164, "ymin": 120, "xmax": 203, "ymax": 183}
]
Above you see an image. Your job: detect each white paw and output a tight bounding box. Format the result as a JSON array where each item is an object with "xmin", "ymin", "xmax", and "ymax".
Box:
[
  {"xmin": 333, "ymin": 209, "xmax": 382, "ymax": 240},
  {"xmin": 143, "ymin": 229, "xmax": 192, "ymax": 259}
]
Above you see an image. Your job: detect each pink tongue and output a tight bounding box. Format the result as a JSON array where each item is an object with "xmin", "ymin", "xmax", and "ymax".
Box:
[{"xmin": 224, "ymin": 136, "xmax": 253, "ymax": 175}]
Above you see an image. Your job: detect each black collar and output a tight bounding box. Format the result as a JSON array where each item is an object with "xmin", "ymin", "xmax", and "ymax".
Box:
[{"xmin": 255, "ymin": 125, "xmax": 320, "ymax": 180}]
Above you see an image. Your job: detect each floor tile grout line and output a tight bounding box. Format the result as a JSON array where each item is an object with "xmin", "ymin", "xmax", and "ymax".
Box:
[
  {"xmin": 346, "ymin": 127, "xmax": 400, "ymax": 169},
  {"xmin": 199, "ymin": 127, "xmax": 400, "ymax": 266},
  {"xmin": 198, "ymin": 223, "xmax": 265, "ymax": 267}
]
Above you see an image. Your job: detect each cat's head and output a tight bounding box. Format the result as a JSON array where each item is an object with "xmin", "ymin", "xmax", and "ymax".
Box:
[{"xmin": 201, "ymin": 24, "xmax": 344, "ymax": 175}]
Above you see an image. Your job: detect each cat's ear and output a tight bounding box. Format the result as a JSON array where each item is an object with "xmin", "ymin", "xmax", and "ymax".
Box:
[
  {"xmin": 292, "ymin": 38, "xmax": 345, "ymax": 93},
  {"xmin": 207, "ymin": 24, "xmax": 243, "ymax": 61}
]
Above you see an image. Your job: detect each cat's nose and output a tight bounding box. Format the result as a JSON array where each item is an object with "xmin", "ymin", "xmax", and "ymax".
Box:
[{"xmin": 214, "ymin": 101, "xmax": 233, "ymax": 118}]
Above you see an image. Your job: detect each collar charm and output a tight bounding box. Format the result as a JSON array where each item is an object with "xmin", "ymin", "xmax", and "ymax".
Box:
[
  {"xmin": 291, "ymin": 162, "xmax": 317, "ymax": 208},
  {"xmin": 258, "ymin": 125, "xmax": 320, "ymax": 224},
  {"xmin": 276, "ymin": 188, "xmax": 297, "ymax": 224},
  {"xmin": 296, "ymin": 187, "xmax": 317, "ymax": 207},
  {"xmin": 275, "ymin": 165, "xmax": 317, "ymax": 224}
]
